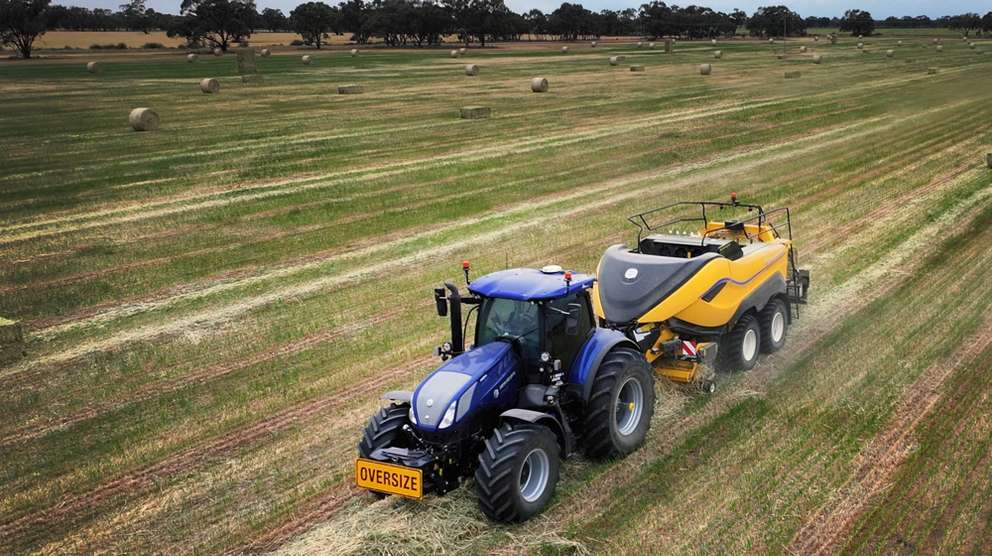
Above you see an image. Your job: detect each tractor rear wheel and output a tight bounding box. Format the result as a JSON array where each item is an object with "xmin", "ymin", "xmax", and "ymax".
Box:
[
  {"xmin": 758, "ymin": 298, "xmax": 788, "ymax": 353},
  {"xmin": 475, "ymin": 423, "xmax": 560, "ymax": 522},
  {"xmin": 582, "ymin": 347, "xmax": 655, "ymax": 460},
  {"xmin": 716, "ymin": 313, "xmax": 761, "ymax": 373}
]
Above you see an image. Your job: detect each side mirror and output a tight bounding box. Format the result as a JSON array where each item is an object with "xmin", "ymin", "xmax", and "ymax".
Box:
[
  {"xmin": 565, "ymin": 303, "xmax": 581, "ymax": 336},
  {"xmin": 434, "ymin": 287, "xmax": 448, "ymax": 317}
]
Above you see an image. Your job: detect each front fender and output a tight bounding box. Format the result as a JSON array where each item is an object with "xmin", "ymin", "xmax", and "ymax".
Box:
[
  {"xmin": 569, "ymin": 328, "xmax": 640, "ymax": 403},
  {"xmin": 499, "ymin": 408, "xmax": 571, "ymax": 457}
]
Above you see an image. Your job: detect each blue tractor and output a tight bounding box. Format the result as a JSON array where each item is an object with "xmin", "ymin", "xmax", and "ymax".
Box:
[{"xmin": 356, "ymin": 263, "xmax": 656, "ymax": 522}]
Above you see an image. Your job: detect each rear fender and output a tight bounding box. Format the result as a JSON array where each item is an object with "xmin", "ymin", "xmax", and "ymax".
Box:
[
  {"xmin": 730, "ymin": 273, "xmax": 786, "ymax": 326},
  {"xmin": 499, "ymin": 408, "xmax": 572, "ymax": 457},
  {"xmin": 569, "ymin": 328, "xmax": 640, "ymax": 403}
]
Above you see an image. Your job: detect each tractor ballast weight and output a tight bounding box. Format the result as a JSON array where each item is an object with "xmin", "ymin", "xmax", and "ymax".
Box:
[
  {"xmin": 593, "ymin": 198, "xmax": 810, "ymax": 386},
  {"xmin": 358, "ymin": 265, "xmax": 655, "ymax": 522}
]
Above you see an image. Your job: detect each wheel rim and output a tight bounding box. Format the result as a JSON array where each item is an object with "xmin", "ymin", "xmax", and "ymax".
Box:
[
  {"xmin": 742, "ymin": 328, "xmax": 758, "ymax": 362},
  {"xmin": 615, "ymin": 377, "xmax": 645, "ymax": 436},
  {"xmin": 771, "ymin": 311, "xmax": 785, "ymax": 343},
  {"xmin": 518, "ymin": 448, "xmax": 550, "ymax": 503}
]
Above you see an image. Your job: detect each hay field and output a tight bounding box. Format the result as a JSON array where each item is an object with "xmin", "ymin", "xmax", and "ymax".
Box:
[
  {"xmin": 1, "ymin": 32, "xmax": 991, "ymax": 554},
  {"xmin": 33, "ymin": 31, "xmax": 353, "ymax": 49}
]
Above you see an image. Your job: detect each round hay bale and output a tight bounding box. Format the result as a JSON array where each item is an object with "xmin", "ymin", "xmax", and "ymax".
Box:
[
  {"xmin": 459, "ymin": 47, "xmax": 467, "ymax": 55},
  {"xmin": 629, "ymin": 64, "xmax": 644, "ymax": 72},
  {"xmin": 637, "ymin": 41, "xmax": 643, "ymax": 47},
  {"xmin": 590, "ymin": 40, "xmax": 597, "ymax": 47},
  {"xmin": 970, "ymin": 42, "xmax": 976, "ymax": 49},
  {"xmin": 187, "ymin": 53, "xmax": 198, "ymax": 62},
  {"xmin": 337, "ymin": 84, "xmax": 363, "ymax": 94},
  {"xmin": 713, "ymin": 50, "xmax": 722, "ymax": 59},
  {"xmin": 561, "ymin": 46, "xmax": 569, "ymax": 53},
  {"xmin": 530, "ymin": 77, "xmax": 549, "ymax": 93},
  {"xmin": 213, "ymin": 47, "xmax": 223, "ymax": 56},
  {"xmin": 648, "ymin": 42, "xmax": 655, "ymax": 48},
  {"xmin": 857, "ymin": 42, "xmax": 863, "ymax": 49},
  {"xmin": 799, "ymin": 46, "xmax": 807, "ymax": 53},
  {"xmin": 814, "ymin": 35, "xmax": 819, "ymax": 42},
  {"xmin": 711, "ymin": 38, "xmax": 717, "ymax": 45},
  {"xmin": 886, "ymin": 49, "xmax": 894, "ymax": 58},
  {"xmin": 260, "ymin": 48, "xmax": 271, "ymax": 57},
  {"xmin": 86, "ymin": 61, "xmax": 99, "ymax": 73},
  {"xmin": 351, "ymin": 48, "xmax": 359, "ymax": 56},
  {"xmin": 937, "ymin": 45, "xmax": 943, "ymax": 52},
  {"xmin": 302, "ymin": 55, "xmax": 312, "ymax": 65},
  {"xmin": 460, "ymin": 106, "xmax": 491, "ymax": 119},
  {"xmin": 608, "ymin": 55, "xmax": 620, "ymax": 66},
  {"xmin": 199, "ymin": 77, "xmax": 220, "ymax": 94},
  {"xmin": 699, "ymin": 63, "xmax": 712, "ymax": 75},
  {"xmin": 897, "ymin": 40, "xmax": 903, "ymax": 46},
  {"xmin": 768, "ymin": 38, "xmax": 774, "ymax": 44},
  {"xmin": 450, "ymin": 50, "xmax": 459, "ymax": 58},
  {"xmin": 812, "ymin": 54, "xmax": 823, "ymax": 64},
  {"xmin": 464, "ymin": 63, "xmax": 479, "ymax": 76},
  {"xmin": 933, "ymin": 38, "xmax": 939, "ymax": 44},
  {"xmin": 128, "ymin": 107, "xmax": 159, "ymax": 132}
]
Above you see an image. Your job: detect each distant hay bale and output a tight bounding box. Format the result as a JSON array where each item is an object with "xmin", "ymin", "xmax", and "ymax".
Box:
[
  {"xmin": 857, "ymin": 42, "xmax": 863, "ymax": 49},
  {"xmin": 927, "ymin": 67, "xmax": 938, "ymax": 74},
  {"xmin": 784, "ymin": 70, "xmax": 801, "ymax": 78},
  {"xmin": 937, "ymin": 45, "xmax": 943, "ymax": 52},
  {"xmin": 829, "ymin": 35, "xmax": 837, "ymax": 45},
  {"xmin": 464, "ymin": 63, "xmax": 479, "ymax": 75},
  {"xmin": 213, "ymin": 47, "xmax": 222, "ymax": 56},
  {"xmin": 561, "ymin": 46, "xmax": 569, "ymax": 53},
  {"xmin": 337, "ymin": 84, "xmax": 363, "ymax": 94},
  {"xmin": 969, "ymin": 42, "xmax": 976, "ymax": 49},
  {"xmin": 460, "ymin": 106, "xmax": 491, "ymax": 119},
  {"xmin": 858, "ymin": 34, "xmax": 863, "ymax": 39},
  {"xmin": 637, "ymin": 41, "xmax": 643, "ymax": 47},
  {"xmin": 813, "ymin": 35, "xmax": 819, "ymax": 42},
  {"xmin": 713, "ymin": 50, "xmax": 722, "ymax": 59},
  {"xmin": 799, "ymin": 46, "xmax": 806, "ymax": 53},
  {"xmin": 199, "ymin": 77, "xmax": 220, "ymax": 93},
  {"xmin": 260, "ymin": 48, "xmax": 271, "ymax": 57},
  {"xmin": 699, "ymin": 63, "xmax": 711, "ymax": 75},
  {"xmin": 768, "ymin": 38, "xmax": 774, "ymax": 44},
  {"xmin": 812, "ymin": 54, "xmax": 823, "ymax": 64},
  {"xmin": 351, "ymin": 48, "xmax": 359, "ymax": 56},
  {"xmin": 590, "ymin": 40, "xmax": 597, "ymax": 47},
  {"xmin": 450, "ymin": 50, "xmax": 459, "ymax": 58},
  {"xmin": 629, "ymin": 64, "xmax": 644, "ymax": 72},
  {"xmin": 187, "ymin": 53, "xmax": 197, "ymax": 62},
  {"xmin": 302, "ymin": 55, "xmax": 312, "ymax": 64},
  {"xmin": 897, "ymin": 40, "xmax": 903, "ymax": 46},
  {"xmin": 530, "ymin": 77, "xmax": 549, "ymax": 92},
  {"xmin": 128, "ymin": 107, "xmax": 159, "ymax": 131},
  {"xmin": 648, "ymin": 42, "xmax": 655, "ymax": 48},
  {"xmin": 459, "ymin": 47, "xmax": 466, "ymax": 55},
  {"xmin": 711, "ymin": 38, "xmax": 717, "ymax": 44},
  {"xmin": 609, "ymin": 55, "xmax": 620, "ymax": 66},
  {"xmin": 0, "ymin": 317, "xmax": 24, "ymax": 365},
  {"xmin": 886, "ymin": 49, "xmax": 894, "ymax": 58},
  {"xmin": 86, "ymin": 61, "xmax": 99, "ymax": 73}
]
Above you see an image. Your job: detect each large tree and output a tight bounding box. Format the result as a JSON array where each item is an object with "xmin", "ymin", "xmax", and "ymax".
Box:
[
  {"xmin": 838, "ymin": 9, "xmax": 873, "ymax": 37},
  {"xmin": 290, "ymin": 1, "xmax": 337, "ymax": 48},
  {"xmin": 174, "ymin": 0, "xmax": 256, "ymax": 51},
  {"xmin": 259, "ymin": 7, "xmax": 288, "ymax": 31},
  {"xmin": 0, "ymin": 0, "xmax": 50, "ymax": 59},
  {"xmin": 746, "ymin": 5, "xmax": 805, "ymax": 37},
  {"xmin": 119, "ymin": 0, "xmax": 149, "ymax": 32}
]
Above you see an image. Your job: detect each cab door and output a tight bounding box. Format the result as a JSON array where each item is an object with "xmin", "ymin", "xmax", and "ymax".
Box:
[{"xmin": 546, "ymin": 291, "xmax": 594, "ymax": 373}]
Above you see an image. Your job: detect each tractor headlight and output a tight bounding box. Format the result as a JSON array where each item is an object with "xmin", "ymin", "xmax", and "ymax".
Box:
[
  {"xmin": 408, "ymin": 406, "xmax": 417, "ymax": 425},
  {"xmin": 438, "ymin": 400, "xmax": 457, "ymax": 429},
  {"xmin": 540, "ymin": 351, "xmax": 551, "ymax": 363}
]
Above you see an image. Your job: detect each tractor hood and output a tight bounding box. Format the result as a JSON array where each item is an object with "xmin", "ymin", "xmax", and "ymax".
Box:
[{"xmin": 412, "ymin": 341, "xmax": 518, "ymax": 433}]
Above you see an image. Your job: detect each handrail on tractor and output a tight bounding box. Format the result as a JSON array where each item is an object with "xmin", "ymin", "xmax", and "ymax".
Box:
[{"xmin": 628, "ymin": 200, "xmax": 793, "ymax": 248}]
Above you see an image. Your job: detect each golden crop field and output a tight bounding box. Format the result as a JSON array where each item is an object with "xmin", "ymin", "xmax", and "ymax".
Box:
[{"xmin": 1, "ymin": 31, "xmax": 992, "ymax": 555}]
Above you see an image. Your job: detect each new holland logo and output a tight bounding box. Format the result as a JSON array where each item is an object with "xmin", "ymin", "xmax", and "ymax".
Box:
[{"xmin": 624, "ymin": 268, "xmax": 638, "ymax": 280}]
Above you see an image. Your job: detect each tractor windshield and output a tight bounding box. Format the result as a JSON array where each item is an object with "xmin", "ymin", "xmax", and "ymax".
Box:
[{"xmin": 476, "ymin": 297, "xmax": 541, "ymax": 362}]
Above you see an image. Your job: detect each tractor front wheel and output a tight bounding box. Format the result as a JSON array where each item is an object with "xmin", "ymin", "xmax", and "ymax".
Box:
[
  {"xmin": 475, "ymin": 423, "xmax": 560, "ymax": 522},
  {"xmin": 358, "ymin": 403, "xmax": 410, "ymax": 498},
  {"xmin": 716, "ymin": 313, "xmax": 761, "ymax": 373},
  {"xmin": 582, "ymin": 347, "xmax": 656, "ymax": 459}
]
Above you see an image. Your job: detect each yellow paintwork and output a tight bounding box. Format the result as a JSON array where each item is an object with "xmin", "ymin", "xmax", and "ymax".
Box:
[{"xmin": 655, "ymin": 360, "xmax": 698, "ymax": 383}]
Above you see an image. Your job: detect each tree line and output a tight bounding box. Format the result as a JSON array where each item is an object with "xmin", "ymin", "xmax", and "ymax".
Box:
[{"xmin": 4, "ymin": 0, "xmax": 992, "ymax": 59}]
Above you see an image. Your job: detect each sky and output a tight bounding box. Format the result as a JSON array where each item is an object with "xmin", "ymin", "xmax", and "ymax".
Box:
[{"xmin": 56, "ymin": 0, "xmax": 992, "ymax": 19}]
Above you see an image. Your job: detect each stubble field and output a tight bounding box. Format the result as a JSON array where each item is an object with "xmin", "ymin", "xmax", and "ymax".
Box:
[{"xmin": 1, "ymin": 32, "xmax": 992, "ymax": 555}]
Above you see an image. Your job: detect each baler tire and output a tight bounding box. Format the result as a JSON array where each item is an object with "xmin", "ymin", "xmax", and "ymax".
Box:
[
  {"xmin": 758, "ymin": 298, "xmax": 788, "ymax": 353},
  {"xmin": 582, "ymin": 347, "xmax": 655, "ymax": 460},
  {"xmin": 358, "ymin": 403, "xmax": 410, "ymax": 498},
  {"xmin": 715, "ymin": 313, "xmax": 761, "ymax": 373},
  {"xmin": 475, "ymin": 423, "xmax": 560, "ymax": 522}
]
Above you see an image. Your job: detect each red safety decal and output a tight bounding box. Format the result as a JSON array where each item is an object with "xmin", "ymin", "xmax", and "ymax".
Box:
[{"xmin": 681, "ymin": 340, "xmax": 698, "ymax": 357}]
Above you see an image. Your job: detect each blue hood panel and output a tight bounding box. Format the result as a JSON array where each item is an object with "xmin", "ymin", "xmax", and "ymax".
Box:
[{"xmin": 412, "ymin": 341, "xmax": 518, "ymax": 432}]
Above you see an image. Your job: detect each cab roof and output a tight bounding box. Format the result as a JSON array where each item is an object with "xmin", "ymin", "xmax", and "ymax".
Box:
[{"xmin": 468, "ymin": 268, "xmax": 595, "ymax": 301}]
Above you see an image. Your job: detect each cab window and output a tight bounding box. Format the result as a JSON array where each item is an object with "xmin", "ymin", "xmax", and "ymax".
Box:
[
  {"xmin": 546, "ymin": 291, "xmax": 593, "ymax": 371},
  {"xmin": 476, "ymin": 297, "xmax": 541, "ymax": 362}
]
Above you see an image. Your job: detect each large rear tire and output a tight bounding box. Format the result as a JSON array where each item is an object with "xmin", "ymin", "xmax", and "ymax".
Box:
[
  {"xmin": 758, "ymin": 298, "xmax": 788, "ymax": 353},
  {"xmin": 716, "ymin": 312, "xmax": 761, "ymax": 373},
  {"xmin": 475, "ymin": 423, "xmax": 560, "ymax": 522},
  {"xmin": 582, "ymin": 347, "xmax": 655, "ymax": 460}
]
